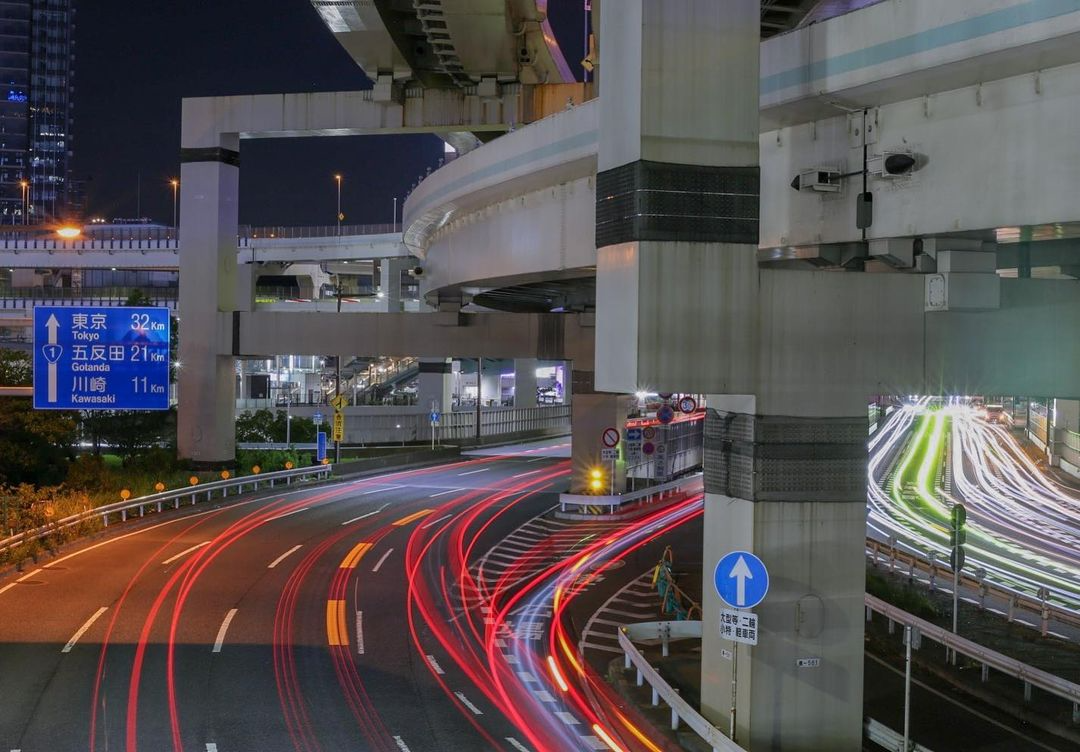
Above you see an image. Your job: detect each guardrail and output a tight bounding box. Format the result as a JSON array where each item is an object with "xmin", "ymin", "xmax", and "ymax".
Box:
[
  {"xmin": 865, "ymin": 593, "xmax": 1080, "ymax": 723},
  {"xmin": 617, "ymin": 621, "xmax": 747, "ymax": 752},
  {"xmin": 865, "ymin": 537, "xmax": 1080, "ymax": 637},
  {"xmin": 0, "ymin": 464, "xmax": 332, "ymax": 559},
  {"xmin": 864, "ymin": 718, "xmax": 933, "ymax": 752},
  {"xmin": 559, "ymin": 472, "xmax": 702, "ymax": 514}
]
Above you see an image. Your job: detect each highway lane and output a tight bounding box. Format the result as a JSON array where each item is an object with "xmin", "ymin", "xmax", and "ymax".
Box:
[{"xmin": 0, "ymin": 450, "xmax": 571, "ymax": 752}]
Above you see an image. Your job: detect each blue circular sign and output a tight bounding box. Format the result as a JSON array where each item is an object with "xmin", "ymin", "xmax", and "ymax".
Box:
[
  {"xmin": 657, "ymin": 404, "xmax": 675, "ymax": 424},
  {"xmin": 713, "ymin": 550, "xmax": 769, "ymax": 610}
]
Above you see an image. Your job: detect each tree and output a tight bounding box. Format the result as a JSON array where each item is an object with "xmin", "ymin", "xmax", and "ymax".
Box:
[
  {"xmin": 0, "ymin": 349, "xmax": 78, "ymax": 486},
  {"xmin": 235, "ymin": 409, "xmax": 316, "ymax": 444}
]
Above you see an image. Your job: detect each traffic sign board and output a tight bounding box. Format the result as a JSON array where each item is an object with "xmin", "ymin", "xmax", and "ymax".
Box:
[
  {"xmin": 601, "ymin": 427, "xmax": 620, "ymax": 448},
  {"xmin": 317, "ymin": 431, "xmax": 327, "ymax": 462},
  {"xmin": 600, "ymin": 447, "xmax": 619, "ymax": 461},
  {"xmin": 642, "ymin": 441, "xmax": 656, "ymax": 456},
  {"xmin": 678, "ymin": 396, "xmax": 698, "ymax": 414},
  {"xmin": 430, "ymin": 411, "xmax": 441, "ymax": 424},
  {"xmin": 657, "ymin": 404, "xmax": 675, "ymax": 424},
  {"xmin": 719, "ymin": 608, "xmax": 758, "ymax": 645},
  {"xmin": 642, "ymin": 426, "xmax": 656, "ymax": 440},
  {"xmin": 33, "ymin": 306, "xmax": 170, "ymax": 410},
  {"xmin": 714, "ymin": 551, "xmax": 769, "ymax": 609},
  {"xmin": 332, "ymin": 412, "xmax": 344, "ymax": 443},
  {"xmin": 625, "ymin": 427, "xmax": 643, "ymax": 442},
  {"xmin": 330, "ymin": 394, "xmax": 348, "ymax": 410},
  {"xmin": 950, "ymin": 546, "xmax": 966, "ymax": 573},
  {"xmin": 313, "ymin": 411, "xmax": 324, "ymax": 425}
]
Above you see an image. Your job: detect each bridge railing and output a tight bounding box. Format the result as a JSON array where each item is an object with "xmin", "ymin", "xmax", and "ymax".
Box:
[
  {"xmin": 866, "ymin": 537, "xmax": 1080, "ymax": 637},
  {"xmin": 559, "ymin": 471, "xmax": 702, "ymax": 515},
  {"xmin": 0, "ymin": 464, "xmax": 332, "ymax": 560},
  {"xmin": 865, "ymin": 593, "xmax": 1080, "ymax": 723}
]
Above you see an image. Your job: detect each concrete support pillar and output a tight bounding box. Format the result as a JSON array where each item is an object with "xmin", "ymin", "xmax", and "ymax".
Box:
[
  {"xmin": 380, "ymin": 257, "xmax": 409, "ymax": 311},
  {"xmin": 570, "ymin": 385, "xmax": 632, "ymax": 495},
  {"xmin": 177, "ymin": 136, "xmax": 240, "ymax": 465},
  {"xmin": 562, "ymin": 362, "xmax": 573, "ymax": 405},
  {"xmin": 700, "ymin": 397, "xmax": 866, "ymax": 750},
  {"xmin": 514, "ymin": 358, "xmax": 538, "ymax": 409},
  {"xmin": 1053, "ymin": 398, "xmax": 1080, "ymax": 434},
  {"xmin": 417, "ymin": 358, "xmax": 453, "ymax": 413}
]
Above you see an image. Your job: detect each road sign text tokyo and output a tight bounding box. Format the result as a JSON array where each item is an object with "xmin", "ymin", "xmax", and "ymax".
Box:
[{"xmin": 33, "ymin": 306, "xmax": 170, "ymax": 410}]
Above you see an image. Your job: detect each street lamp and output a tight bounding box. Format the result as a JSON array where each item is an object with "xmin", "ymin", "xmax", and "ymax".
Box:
[
  {"xmin": 19, "ymin": 180, "xmax": 28, "ymax": 226},
  {"xmin": 170, "ymin": 179, "xmax": 179, "ymax": 229},
  {"xmin": 334, "ymin": 174, "xmax": 342, "ymax": 236}
]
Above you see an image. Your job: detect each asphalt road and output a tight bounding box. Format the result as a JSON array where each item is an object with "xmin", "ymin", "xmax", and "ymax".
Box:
[{"xmin": 0, "ymin": 441, "xmax": 580, "ymax": 752}]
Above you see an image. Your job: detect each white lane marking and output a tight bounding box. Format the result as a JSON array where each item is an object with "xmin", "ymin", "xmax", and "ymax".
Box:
[
  {"xmin": 360, "ymin": 484, "xmax": 403, "ymax": 495},
  {"xmin": 582, "ymin": 735, "xmax": 609, "ymax": 750},
  {"xmin": 392, "ymin": 737, "xmax": 412, "ymax": 752},
  {"xmin": 371, "ymin": 548, "xmax": 394, "ymax": 573},
  {"xmin": 511, "ymin": 469, "xmax": 543, "ymax": 479},
  {"xmin": 421, "ymin": 513, "xmax": 453, "ymax": 529},
  {"xmin": 428, "ymin": 488, "xmax": 463, "ymax": 498},
  {"xmin": 341, "ymin": 502, "xmax": 390, "ymax": 526},
  {"xmin": 516, "ymin": 671, "xmax": 539, "ymax": 684},
  {"xmin": 269, "ymin": 506, "xmax": 309, "ymax": 521},
  {"xmin": 534, "ymin": 689, "xmax": 556, "ymax": 703},
  {"xmin": 505, "ymin": 738, "xmax": 530, "ymax": 752},
  {"xmin": 17, "ymin": 568, "xmax": 41, "ymax": 582},
  {"xmin": 355, "ymin": 610, "xmax": 364, "ymax": 655},
  {"xmin": 527, "ymin": 457, "xmax": 547, "ymax": 462},
  {"xmin": 0, "ymin": 583, "xmax": 16, "ymax": 596},
  {"xmin": 555, "ymin": 711, "xmax": 579, "ymax": 725},
  {"xmin": 426, "ymin": 654, "xmax": 445, "ymax": 674},
  {"xmin": 457, "ymin": 468, "xmax": 490, "ymax": 476},
  {"xmin": 268, "ymin": 544, "xmax": 303, "ymax": 569},
  {"xmin": 61, "ymin": 606, "xmax": 108, "ymax": 654},
  {"xmin": 162, "ymin": 541, "xmax": 210, "ymax": 565},
  {"xmin": 454, "ymin": 691, "xmax": 484, "ymax": 715},
  {"xmin": 206, "ymin": 744, "xmax": 218, "ymax": 752},
  {"xmin": 211, "ymin": 608, "xmax": 239, "ymax": 653}
]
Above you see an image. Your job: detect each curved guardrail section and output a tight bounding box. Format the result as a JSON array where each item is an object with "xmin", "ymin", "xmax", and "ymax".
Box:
[
  {"xmin": 559, "ymin": 472, "xmax": 702, "ymax": 515},
  {"xmin": 0, "ymin": 464, "xmax": 332, "ymax": 559}
]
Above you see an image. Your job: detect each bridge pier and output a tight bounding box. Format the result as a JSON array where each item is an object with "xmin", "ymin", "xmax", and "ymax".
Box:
[{"xmin": 177, "ymin": 133, "xmax": 240, "ymax": 465}]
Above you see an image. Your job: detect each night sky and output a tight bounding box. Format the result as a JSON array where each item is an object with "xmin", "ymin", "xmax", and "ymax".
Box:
[{"xmin": 74, "ymin": 1, "xmax": 585, "ymax": 227}]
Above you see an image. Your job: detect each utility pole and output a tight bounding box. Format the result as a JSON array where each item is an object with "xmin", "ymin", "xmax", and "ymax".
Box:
[
  {"xmin": 335, "ymin": 356, "xmax": 342, "ymax": 463},
  {"xmin": 475, "ymin": 357, "xmax": 482, "ymax": 442}
]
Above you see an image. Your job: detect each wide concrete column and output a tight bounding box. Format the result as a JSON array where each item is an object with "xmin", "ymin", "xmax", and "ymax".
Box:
[
  {"xmin": 417, "ymin": 358, "xmax": 453, "ymax": 413},
  {"xmin": 700, "ymin": 396, "xmax": 866, "ymax": 751},
  {"xmin": 177, "ymin": 136, "xmax": 240, "ymax": 465},
  {"xmin": 514, "ymin": 358, "xmax": 538, "ymax": 408},
  {"xmin": 569, "ymin": 376, "xmax": 632, "ymax": 494},
  {"xmin": 380, "ymin": 257, "xmax": 409, "ymax": 311}
]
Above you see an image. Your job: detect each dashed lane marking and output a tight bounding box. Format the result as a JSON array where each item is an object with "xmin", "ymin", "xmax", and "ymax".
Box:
[
  {"xmin": 393, "ymin": 509, "xmax": 435, "ymax": 526},
  {"xmin": 421, "ymin": 513, "xmax": 454, "ymax": 529},
  {"xmin": 268, "ymin": 506, "xmax": 309, "ymax": 521},
  {"xmin": 341, "ymin": 503, "xmax": 390, "ymax": 526},
  {"xmin": 212, "ymin": 609, "xmax": 238, "ymax": 653},
  {"xmin": 16, "ymin": 568, "xmax": 41, "ymax": 582},
  {"xmin": 355, "ymin": 610, "xmax": 365, "ymax": 655},
  {"xmin": 268, "ymin": 545, "xmax": 303, "ymax": 569},
  {"xmin": 457, "ymin": 468, "xmax": 490, "ymax": 476},
  {"xmin": 339, "ymin": 542, "xmax": 373, "ymax": 569},
  {"xmin": 360, "ymin": 485, "xmax": 403, "ymax": 495},
  {"xmin": 426, "ymin": 654, "xmax": 445, "ymax": 675},
  {"xmin": 454, "ymin": 691, "xmax": 484, "ymax": 715},
  {"xmin": 162, "ymin": 541, "xmax": 210, "ymax": 565},
  {"xmin": 371, "ymin": 548, "xmax": 394, "ymax": 572},
  {"xmin": 61, "ymin": 606, "xmax": 108, "ymax": 654},
  {"xmin": 392, "ymin": 737, "xmax": 412, "ymax": 752},
  {"xmin": 428, "ymin": 488, "xmax": 463, "ymax": 499},
  {"xmin": 555, "ymin": 711, "xmax": 579, "ymax": 725},
  {"xmin": 205, "ymin": 744, "xmax": 218, "ymax": 752},
  {"xmin": 505, "ymin": 738, "xmax": 530, "ymax": 752}
]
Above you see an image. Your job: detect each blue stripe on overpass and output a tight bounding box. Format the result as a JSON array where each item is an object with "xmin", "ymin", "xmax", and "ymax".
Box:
[{"xmin": 761, "ymin": 0, "xmax": 1080, "ymax": 96}]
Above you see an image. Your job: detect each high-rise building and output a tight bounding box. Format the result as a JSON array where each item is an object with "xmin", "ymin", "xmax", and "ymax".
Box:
[{"xmin": 0, "ymin": 0, "xmax": 74, "ymax": 226}]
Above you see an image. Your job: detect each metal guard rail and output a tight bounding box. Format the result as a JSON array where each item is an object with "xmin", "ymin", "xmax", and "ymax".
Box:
[
  {"xmin": 866, "ymin": 538, "xmax": 1080, "ymax": 634},
  {"xmin": 865, "ymin": 593, "xmax": 1080, "ymax": 711},
  {"xmin": 617, "ymin": 622, "xmax": 747, "ymax": 752},
  {"xmin": 0, "ymin": 464, "xmax": 332, "ymax": 558},
  {"xmin": 864, "ymin": 718, "xmax": 933, "ymax": 752},
  {"xmin": 560, "ymin": 472, "xmax": 702, "ymax": 514}
]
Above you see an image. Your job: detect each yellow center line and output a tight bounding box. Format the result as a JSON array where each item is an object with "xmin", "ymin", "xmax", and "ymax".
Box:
[
  {"xmin": 326, "ymin": 599, "xmax": 348, "ymax": 646},
  {"xmin": 392, "ymin": 508, "xmax": 435, "ymax": 527},
  {"xmin": 339, "ymin": 542, "xmax": 373, "ymax": 570}
]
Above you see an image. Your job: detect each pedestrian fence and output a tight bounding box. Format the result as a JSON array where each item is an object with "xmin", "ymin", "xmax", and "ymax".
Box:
[{"xmin": 0, "ymin": 464, "xmax": 331, "ymax": 559}]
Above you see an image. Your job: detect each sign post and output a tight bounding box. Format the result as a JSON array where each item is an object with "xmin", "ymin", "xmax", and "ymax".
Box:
[
  {"xmin": 33, "ymin": 306, "xmax": 170, "ymax": 410},
  {"xmin": 714, "ymin": 550, "xmax": 769, "ymax": 745},
  {"xmin": 429, "ymin": 406, "xmax": 441, "ymax": 450},
  {"xmin": 950, "ymin": 503, "xmax": 967, "ymax": 664}
]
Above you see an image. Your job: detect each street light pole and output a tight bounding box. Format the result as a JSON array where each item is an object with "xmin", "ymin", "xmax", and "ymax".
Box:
[
  {"xmin": 393, "ymin": 197, "xmax": 398, "ymax": 233},
  {"xmin": 334, "ymin": 174, "xmax": 342, "ymax": 236},
  {"xmin": 170, "ymin": 179, "xmax": 179, "ymax": 229}
]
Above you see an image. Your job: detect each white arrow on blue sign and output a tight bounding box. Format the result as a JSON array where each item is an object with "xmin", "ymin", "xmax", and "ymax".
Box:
[{"xmin": 714, "ymin": 550, "xmax": 769, "ymax": 609}]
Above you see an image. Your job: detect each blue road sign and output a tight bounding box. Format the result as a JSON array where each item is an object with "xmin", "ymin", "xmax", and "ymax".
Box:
[
  {"xmin": 317, "ymin": 431, "xmax": 327, "ymax": 462},
  {"xmin": 313, "ymin": 411, "xmax": 324, "ymax": 425},
  {"xmin": 625, "ymin": 427, "xmax": 643, "ymax": 442},
  {"xmin": 33, "ymin": 306, "xmax": 170, "ymax": 410},
  {"xmin": 714, "ymin": 551, "xmax": 769, "ymax": 610},
  {"xmin": 430, "ymin": 411, "xmax": 441, "ymax": 424},
  {"xmin": 657, "ymin": 404, "xmax": 675, "ymax": 424}
]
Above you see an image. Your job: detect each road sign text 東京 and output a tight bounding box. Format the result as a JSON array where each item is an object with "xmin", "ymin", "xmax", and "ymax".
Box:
[
  {"xmin": 600, "ymin": 447, "xmax": 618, "ymax": 461},
  {"xmin": 33, "ymin": 306, "xmax": 170, "ymax": 410},
  {"xmin": 719, "ymin": 609, "xmax": 758, "ymax": 646},
  {"xmin": 714, "ymin": 551, "xmax": 770, "ymax": 610}
]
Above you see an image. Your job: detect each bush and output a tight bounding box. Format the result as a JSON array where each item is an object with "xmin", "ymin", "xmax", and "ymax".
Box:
[{"xmin": 867, "ymin": 570, "xmax": 940, "ymax": 619}]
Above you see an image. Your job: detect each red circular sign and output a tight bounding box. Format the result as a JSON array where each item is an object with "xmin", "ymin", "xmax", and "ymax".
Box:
[
  {"xmin": 642, "ymin": 441, "xmax": 656, "ymax": 455},
  {"xmin": 601, "ymin": 428, "xmax": 620, "ymax": 448},
  {"xmin": 679, "ymin": 396, "xmax": 698, "ymax": 414}
]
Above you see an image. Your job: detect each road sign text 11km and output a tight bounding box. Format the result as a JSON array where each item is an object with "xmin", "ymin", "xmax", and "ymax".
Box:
[{"xmin": 33, "ymin": 306, "xmax": 170, "ymax": 410}]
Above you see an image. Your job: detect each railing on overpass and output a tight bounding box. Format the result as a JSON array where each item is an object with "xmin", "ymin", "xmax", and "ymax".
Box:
[
  {"xmin": 0, "ymin": 223, "xmax": 399, "ymax": 247},
  {"xmin": 0, "ymin": 464, "xmax": 331, "ymax": 560},
  {"xmin": 865, "ymin": 593, "xmax": 1080, "ymax": 724},
  {"xmin": 242, "ymin": 223, "xmax": 397, "ymax": 239},
  {"xmin": 560, "ymin": 472, "xmax": 701, "ymax": 515},
  {"xmin": 865, "ymin": 538, "xmax": 1080, "ymax": 637},
  {"xmin": 0, "ymin": 288, "xmax": 179, "ymax": 309}
]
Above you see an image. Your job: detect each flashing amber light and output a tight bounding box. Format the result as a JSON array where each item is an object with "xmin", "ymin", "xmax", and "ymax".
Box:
[{"xmin": 56, "ymin": 226, "xmax": 81, "ymax": 239}]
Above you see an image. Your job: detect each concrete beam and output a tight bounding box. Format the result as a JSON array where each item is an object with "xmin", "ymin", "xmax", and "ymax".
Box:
[{"xmin": 235, "ymin": 311, "xmax": 594, "ymax": 364}]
